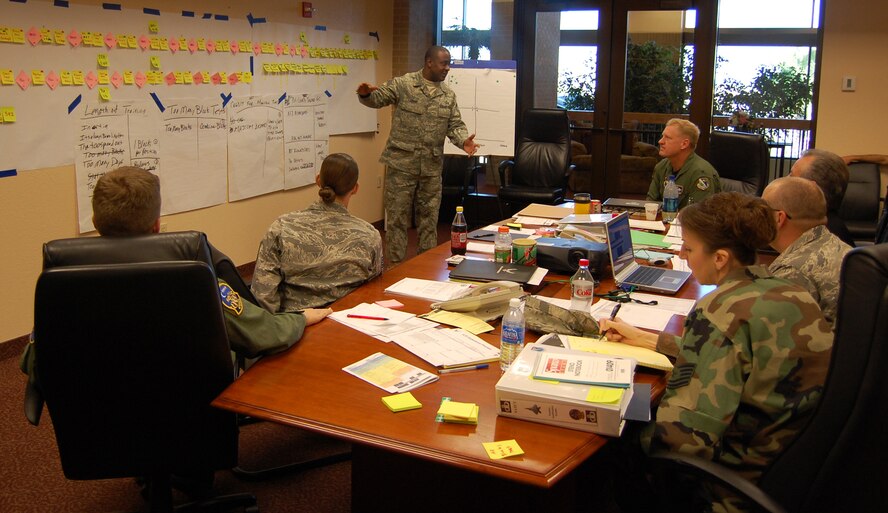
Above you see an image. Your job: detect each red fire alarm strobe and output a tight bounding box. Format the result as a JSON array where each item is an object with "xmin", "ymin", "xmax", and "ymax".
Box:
[{"xmin": 302, "ymin": 2, "xmax": 313, "ymax": 18}]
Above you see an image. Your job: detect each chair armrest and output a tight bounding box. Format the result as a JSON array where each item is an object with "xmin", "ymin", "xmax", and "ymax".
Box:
[
  {"xmin": 498, "ymin": 160, "xmax": 515, "ymax": 186},
  {"xmin": 648, "ymin": 450, "xmax": 788, "ymax": 513}
]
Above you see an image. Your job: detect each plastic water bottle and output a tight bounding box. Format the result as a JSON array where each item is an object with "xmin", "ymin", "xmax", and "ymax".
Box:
[
  {"xmin": 451, "ymin": 206, "xmax": 467, "ymax": 255},
  {"xmin": 494, "ymin": 226, "xmax": 512, "ymax": 263},
  {"xmin": 500, "ymin": 297, "xmax": 525, "ymax": 372},
  {"xmin": 570, "ymin": 258, "xmax": 595, "ymax": 312},
  {"xmin": 662, "ymin": 175, "xmax": 680, "ymax": 223}
]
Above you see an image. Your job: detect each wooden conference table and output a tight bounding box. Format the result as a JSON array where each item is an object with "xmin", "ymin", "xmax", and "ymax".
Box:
[{"xmin": 213, "ymin": 237, "xmax": 707, "ymax": 512}]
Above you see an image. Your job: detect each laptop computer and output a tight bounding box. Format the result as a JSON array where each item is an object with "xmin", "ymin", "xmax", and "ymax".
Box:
[
  {"xmin": 604, "ymin": 212, "xmax": 690, "ymax": 295},
  {"xmin": 602, "ymin": 198, "xmax": 648, "ymax": 214}
]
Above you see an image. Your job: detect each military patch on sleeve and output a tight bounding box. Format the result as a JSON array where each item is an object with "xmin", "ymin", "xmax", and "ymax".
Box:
[
  {"xmin": 696, "ymin": 177, "xmax": 711, "ymax": 191},
  {"xmin": 667, "ymin": 363, "xmax": 695, "ymax": 389},
  {"xmin": 218, "ymin": 281, "xmax": 243, "ymax": 316}
]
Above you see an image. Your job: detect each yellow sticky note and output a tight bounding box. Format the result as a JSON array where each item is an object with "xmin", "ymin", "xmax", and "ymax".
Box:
[
  {"xmin": 150, "ymin": 56, "xmax": 160, "ymax": 70},
  {"xmin": 201, "ymin": 71, "xmax": 211, "ymax": 84},
  {"xmin": 12, "ymin": 28, "xmax": 26, "ymax": 44},
  {"xmin": 261, "ymin": 42, "xmax": 274, "ymax": 54},
  {"xmin": 60, "ymin": 70, "xmax": 73, "ymax": 85},
  {"xmin": 239, "ymin": 40, "xmax": 250, "ymax": 53},
  {"xmin": 1, "ymin": 69, "xmax": 14, "ymax": 85},
  {"xmin": 262, "ymin": 63, "xmax": 273, "ymax": 73},
  {"xmin": 116, "ymin": 34, "xmax": 128, "ymax": 48},
  {"xmin": 148, "ymin": 21, "xmax": 159, "ymax": 34},
  {"xmin": 159, "ymin": 37, "xmax": 169, "ymax": 51},
  {"xmin": 40, "ymin": 28, "xmax": 52, "ymax": 44},
  {"xmin": 98, "ymin": 87, "xmax": 111, "ymax": 101},
  {"xmin": 483, "ymin": 440, "xmax": 525, "ymax": 460},
  {"xmin": 31, "ymin": 70, "xmax": 46, "ymax": 85},
  {"xmin": 344, "ymin": 34, "xmax": 351, "ymax": 44},
  {"xmin": 197, "ymin": 38, "xmax": 206, "ymax": 51},
  {"xmin": 382, "ymin": 392, "xmax": 422, "ymax": 413},
  {"xmin": 150, "ymin": 37, "xmax": 160, "ymax": 50},
  {"xmin": 54, "ymin": 29, "xmax": 66, "ymax": 45},
  {"xmin": 585, "ymin": 386, "xmax": 625, "ymax": 405},
  {"xmin": 182, "ymin": 71, "xmax": 193, "ymax": 84},
  {"xmin": 123, "ymin": 70, "xmax": 134, "ymax": 85},
  {"xmin": 97, "ymin": 54, "xmax": 109, "ymax": 68},
  {"xmin": 300, "ymin": 31, "xmax": 308, "ymax": 43},
  {"xmin": 97, "ymin": 70, "xmax": 109, "ymax": 84},
  {"xmin": 2, "ymin": 107, "xmax": 16, "ymax": 123},
  {"xmin": 437, "ymin": 401, "xmax": 476, "ymax": 419},
  {"xmin": 174, "ymin": 71, "xmax": 184, "ymax": 84},
  {"xmin": 72, "ymin": 70, "xmax": 84, "ymax": 85},
  {"xmin": 0, "ymin": 28, "xmax": 11, "ymax": 43}
]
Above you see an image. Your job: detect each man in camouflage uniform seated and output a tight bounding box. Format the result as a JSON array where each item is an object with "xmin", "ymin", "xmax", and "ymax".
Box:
[
  {"xmin": 357, "ymin": 46, "xmax": 480, "ymax": 265},
  {"xmin": 647, "ymin": 118, "xmax": 722, "ymax": 210},
  {"xmin": 763, "ymin": 176, "xmax": 852, "ymax": 329}
]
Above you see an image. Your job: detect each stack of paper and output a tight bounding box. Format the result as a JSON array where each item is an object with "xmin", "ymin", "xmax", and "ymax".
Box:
[
  {"xmin": 329, "ymin": 302, "xmax": 437, "ymax": 342},
  {"xmin": 435, "ymin": 397, "xmax": 479, "ymax": 425},
  {"xmin": 342, "ymin": 352, "xmax": 438, "ymax": 393},
  {"xmin": 384, "ymin": 278, "xmax": 474, "ymax": 302},
  {"xmin": 391, "ymin": 327, "xmax": 500, "ymax": 369}
]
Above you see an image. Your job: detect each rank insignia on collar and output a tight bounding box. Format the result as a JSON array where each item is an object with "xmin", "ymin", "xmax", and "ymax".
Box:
[
  {"xmin": 219, "ymin": 281, "xmax": 244, "ymax": 316},
  {"xmin": 696, "ymin": 177, "xmax": 711, "ymax": 190}
]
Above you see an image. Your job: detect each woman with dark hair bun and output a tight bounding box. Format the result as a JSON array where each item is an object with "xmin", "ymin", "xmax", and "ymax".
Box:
[
  {"xmin": 251, "ymin": 153, "xmax": 383, "ymax": 312},
  {"xmin": 602, "ymin": 192, "xmax": 833, "ymax": 510}
]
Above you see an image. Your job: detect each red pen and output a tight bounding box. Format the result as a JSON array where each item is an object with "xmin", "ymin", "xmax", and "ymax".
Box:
[{"xmin": 347, "ymin": 314, "xmax": 389, "ymax": 321}]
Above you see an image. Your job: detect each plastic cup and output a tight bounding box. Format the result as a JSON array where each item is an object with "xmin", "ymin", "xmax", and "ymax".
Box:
[
  {"xmin": 574, "ymin": 193, "xmax": 591, "ymax": 215},
  {"xmin": 644, "ymin": 202, "xmax": 659, "ymax": 221}
]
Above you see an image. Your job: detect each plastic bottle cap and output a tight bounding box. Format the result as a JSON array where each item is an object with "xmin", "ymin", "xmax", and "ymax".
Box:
[
  {"xmin": 579, "ymin": 258, "xmax": 589, "ymax": 266},
  {"xmin": 498, "ymin": 226, "xmax": 509, "ymax": 233},
  {"xmin": 509, "ymin": 297, "xmax": 521, "ymax": 307},
  {"xmin": 456, "ymin": 206, "xmax": 464, "ymax": 212}
]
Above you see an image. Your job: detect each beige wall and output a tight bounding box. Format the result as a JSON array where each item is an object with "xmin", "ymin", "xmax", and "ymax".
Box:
[{"xmin": 0, "ymin": 0, "xmax": 394, "ymax": 342}]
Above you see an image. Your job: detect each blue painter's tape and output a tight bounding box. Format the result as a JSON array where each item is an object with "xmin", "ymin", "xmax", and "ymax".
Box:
[
  {"xmin": 246, "ymin": 13, "xmax": 266, "ymax": 26},
  {"xmin": 67, "ymin": 94, "xmax": 82, "ymax": 114},
  {"xmin": 0, "ymin": 169, "xmax": 17, "ymax": 179},
  {"xmin": 215, "ymin": 14, "xmax": 228, "ymax": 21},
  {"xmin": 102, "ymin": 3, "xmax": 121, "ymax": 10},
  {"xmin": 54, "ymin": 0, "xmax": 69, "ymax": 7},
  {"xmin": 324, "ymin": 90, "xmax": 332, "ymax": 97},
  {"xmin": 278, "ymin": 92, "xmax": 287, "ymax": 103},
  {"xmin": 182, "ymin": 10, "xmax": 194, "ymax": 17},
  {"xmin": 369, "ymin": 31, "xmax": 379, "ymax": 41},
  {"xmin": 143, "ymin": 7, "xmax": 160, "ymax": 16},
  {"xmin": 249, "ymin": 56, "xmax": 253, "ymax": 75},
  {"xmin": 220, "ymin": 93, "xmax": 232, "ymax": 108},
  {"xmin": 315, "ymin": 25, "xmax": 327, "ymax": 31},
  {"xmin": 150, "ymin": 92, "xmax": 165, "ymax": 113},
  {"xmin": 202, "ymin": 12, "xmax": 212, "ymax": 19}
]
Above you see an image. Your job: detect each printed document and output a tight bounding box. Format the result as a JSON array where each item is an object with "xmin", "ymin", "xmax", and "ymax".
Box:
[{"xmin": 343, "ymin": 352, "xmax": 438, "ymax": 393}]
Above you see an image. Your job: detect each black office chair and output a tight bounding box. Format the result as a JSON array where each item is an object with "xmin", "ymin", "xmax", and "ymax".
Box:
[
  {"xmin": 708, "ymin": 130, "xmax": 770, "ymax": 196},
  {"xmin": 438, "ymin": 154, "xmax": 482, "ymax": 224},
  {"xmin": 497, "ymin": 108, "xmax": 574, "ymax": 217},
  {"xmin": 648, "ymin": 244, "xmax": 888, "ymax": 512},
  {"xmin": 874, "ymin": 192, "xmax": 888, "ymax": 244},
  {"xmin": 839, "ymin": 162, "xmax": 881, "ymax": 244},
  {"xmin": 32, "ymin": 231, "xmax": 258, "ymax": 512}
]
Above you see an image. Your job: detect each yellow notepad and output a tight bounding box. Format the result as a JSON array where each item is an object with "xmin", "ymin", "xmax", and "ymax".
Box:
[
  {"xmin": 437, "ymin": 400, "xmax": 476, "ymax": 419},
  {"xmin": 381, "ymin": 392, "xmax": 422, "ymax": 412},
  {"xmin": 568, "ymin": 336, "xmax": 674, "ymax": 371}
]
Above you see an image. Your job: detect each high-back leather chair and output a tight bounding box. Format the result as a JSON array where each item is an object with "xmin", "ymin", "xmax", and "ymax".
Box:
[
  {"xmin": 33, "ymin": 231, "xmax": 257, "ymax": 512},
  {"xmin": 648, "ymin": 244, "xmax": 888, "ymax": 512},
  {"xmin": 438, "ymin": 154, "xmax": 481, "ymax": 223},
  {"xmin": 497, "ymin": 108, "xmax": 574, "ymax": 216},
  {"xmin": 839, "ymin": 162, "xmax": 881, "ymax": 244},
  {"xmin": 708, "ymin": 130, "xmax": 770, "ymax": 196}
]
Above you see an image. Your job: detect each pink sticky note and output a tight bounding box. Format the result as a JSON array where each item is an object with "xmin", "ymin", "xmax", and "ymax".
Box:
[
  {"xmin": 110, "ymin": 71, "xmax": 122, "ymax": 88},
  {"xmin": 301, "ymin": 45, "xmax": 309, "ymax": 58},
  {"xmin": 84, "ymin": 70, "xmax": 98, "ymax": 89},
  {"xmin": 206, "ymin": 40, "xmax": 216, "ymax": 53},
  {"xmin": 104, "ymin": 33, "xmax": 116, "ymax": 48},
  {"xmin": 188, "ymin": 39, "xmax": 197, "ymax": 53},
  {"xmin": 274, "ymin": 43, "xmax": 283, "ymax": 56},
  {"xmin": 138, "ymin": 35, "xmax": 150, "ymax": 50},
  {"xmin": 67, "ymin": 30, "xmax": 82, "ymax": 47},
  {"xmin": 375, "ymin": 299, "xmax": 405, "ymax": 309},
  {"xmin": 134, "ymin": 71, "xmax": 147, "ymax": 88},
  {"xmin": 227, "ymin": 72, "xmax": 239, "ymax": 85},
  {"xmin": 230, "ymin": 41, "xmax": 239, "ymax": 54},
  {"xmin": 45, "ymin": 71, "xmax": 60, "ymax": 90},
  {"xmin": 169, "ymin": 38, "xmax": 179, "ymax": 53},
  {"xmin": 164, "ymin": 72, "xmax": 176, "ymax": 86},
  {"xmin": 192, "ymin": 71, "xmax": 204, "ymax": 84},
  {"xmin": 289, "ymin": 45, "xmax": 296, "ymax": 56},
  {"xmin": 27, "ymin": 27, "xmax": 40, "ymax": 46},
  {"xmin": 211, "ymin": 72, "xmax": 222, "ymax": 85},
  {"xmin": 16, "ymin": 71, "xmax": 31, "ymax": 90},
  {"xmin": 252, "ymin": 43, "xmax": 261, "ymax": 56}
]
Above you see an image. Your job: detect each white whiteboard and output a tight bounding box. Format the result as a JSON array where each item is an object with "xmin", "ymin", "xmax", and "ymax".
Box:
[{"xmin": 444, "ymin": 60, "xmax": 516, "ymax": 157}]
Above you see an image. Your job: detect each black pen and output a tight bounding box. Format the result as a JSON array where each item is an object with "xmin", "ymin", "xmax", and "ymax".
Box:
[{"xmin": 600, "ymin": 303, "xmax": 622, "ymax": 339}]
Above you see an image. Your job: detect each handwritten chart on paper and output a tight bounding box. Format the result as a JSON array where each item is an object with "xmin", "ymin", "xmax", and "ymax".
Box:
[
  {"xmin": 227, "ymin": 95, "xmax": 284, "ymax": 201},
  {"xmin": 159, "ymin": 99, "xmax": 228, "ymax": 216},
  {"xmin": 75, "ymin": 101, "xmax": 160, "ymax": 233},
  {"xmin": 444, "ymin": 61, "xmax": 517, "ymax": 157},
  {"xmin": 282, "ymin": 93, "xmax": 328, "ymax": 190}
]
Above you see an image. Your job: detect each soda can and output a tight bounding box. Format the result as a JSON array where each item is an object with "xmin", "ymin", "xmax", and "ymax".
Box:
[
  {"xmin": 511, "ymin": 238, "xmax": 537, "ymax": 266},
  {"xmin": 590, "ymin": 199, "xmax": 602, "ymax": 213}
]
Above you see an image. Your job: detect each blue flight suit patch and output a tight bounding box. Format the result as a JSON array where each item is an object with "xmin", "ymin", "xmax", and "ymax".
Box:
[{"xmin": 218, "ymin": 281, "xmax": 244, "ymax": 316}]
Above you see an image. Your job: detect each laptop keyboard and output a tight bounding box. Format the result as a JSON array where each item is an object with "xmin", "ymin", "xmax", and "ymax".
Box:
[{"xmin": 625, "ymin": 265, "xmax": 664, "ymax": 286}]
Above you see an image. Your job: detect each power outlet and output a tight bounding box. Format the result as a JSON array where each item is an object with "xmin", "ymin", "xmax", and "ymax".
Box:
[{"xmin": 376, "ymin": 176, "xmax": 383, "ymax": 188}]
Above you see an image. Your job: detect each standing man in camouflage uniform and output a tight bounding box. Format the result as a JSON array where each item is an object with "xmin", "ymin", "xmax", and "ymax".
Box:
[
  {"xmin": 646, "ymin": 118, "xmax": 721, "ymax": 210},
  {"xmin": 763, "ymin": 176, "xmax": 852, "ymax": 328},
  {"xmin": 357, "ymin": 45, "xmax": 480, "ymax": 265},
  {"xmin": 601, "ymin": 193, "xmax": 832, "ymax": 511}
]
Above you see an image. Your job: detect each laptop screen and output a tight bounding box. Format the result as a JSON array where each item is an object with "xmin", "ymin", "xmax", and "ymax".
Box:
[{"xmin": 605, "ymin": 213, "xmax": 636, "ymax": 278}]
